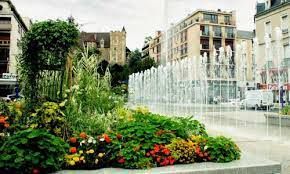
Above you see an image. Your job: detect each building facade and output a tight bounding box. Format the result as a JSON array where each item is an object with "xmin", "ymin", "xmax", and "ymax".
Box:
[
  {"xmin": 255, "ymin": 0, "xmax": 290, "ymax": 101},
  {"xmin": 0, "ymin": 0, "xmax": 30, "ymax": 96},
  {"xmin": 144, "ymin": 9, "xmax": 254, "ymax": 101},
  {"xmin": 80, "ymin": 27, "xmax": 127, "ymax": 65}
]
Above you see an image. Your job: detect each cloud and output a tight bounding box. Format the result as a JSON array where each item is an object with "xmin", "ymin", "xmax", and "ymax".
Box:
[{"xmin": 11, "ymin": 0, "xmax": 256, "ymax": 50}]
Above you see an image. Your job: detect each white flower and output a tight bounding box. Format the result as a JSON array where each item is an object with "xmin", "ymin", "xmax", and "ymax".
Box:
[
  {"xmin": 80, "ymin": 140, "xmax": 86, "ymax": 146},
  {"xmin": 100, "ymin": 138, "xmax": 105, "ymax": 142},
  {"xmin": 93, "ymin": 140, "xmax": 97, "ymax": 144},
  {"xmin": 88, "ymin": 138, "xmax": 93, "ymax": 144},
  {"xmin": 0, "ymin": 133, "xmax": 5, "ymax": 137},
  {"xmin": 95, "ymin": 159, "xmax": 99, "ymax": 165}
]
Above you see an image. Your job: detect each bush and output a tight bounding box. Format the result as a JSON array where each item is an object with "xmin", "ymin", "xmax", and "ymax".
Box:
[
  {"xmin": 27, "ymin": 102, "xmax": 70, "ymax": 139},
  {"xmin": 166, "ymin": 138, "xmax": 196, "ymax": 164},
  {"xmin": 206, "ymin": 136, "xmax": 241, "ymax": 163},
  {"xmin": 281, "ymin": 105, "xmax": 290, "ymax": 115},
  {"xmin": 0, "ymin": 129, "xmax": 68, "ymax": 173}
]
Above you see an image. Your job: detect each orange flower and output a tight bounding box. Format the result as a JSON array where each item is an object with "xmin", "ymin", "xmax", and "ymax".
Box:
[
  {"xmin": 0, "ymin": 116, "xmax": 8, "ymax": 124},
  {"xmin": 4, "ymin": 123, "xmax": 9, "ymax": 128},
  {"xmin": 79, "ymin": 132, "xmax": 87, "ymax": 139},
  {"xmin": 103, "ymin": 134, "xmax": 111, "ymax": 143},
  {"xmin": 70, "ymin": 137, "xmax": 77, "ymax": 144},
  {"xmin": 70, "ymin": 147, "xmax": 77, "ymax": 154}
]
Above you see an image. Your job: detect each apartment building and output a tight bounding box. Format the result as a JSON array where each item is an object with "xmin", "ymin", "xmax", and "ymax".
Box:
[
  {"xmin": 0, "ymin": 0, "xmax": 30, "ymax": 96},
  {"xmin": 255, "ymin": 0, "xmax": 290, "ymax": 100},
  {"xmin": 80, "ymin": 27, "xmax": 127, "ymax": 65},
  {"xmin": 144, "ymin": 9, "xmax": 254, "ymax": 101}
]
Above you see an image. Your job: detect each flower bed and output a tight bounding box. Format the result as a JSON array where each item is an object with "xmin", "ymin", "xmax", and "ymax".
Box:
[{"xmin": 0, "ymin": 101, "xmax": 241, "ymax": 173}]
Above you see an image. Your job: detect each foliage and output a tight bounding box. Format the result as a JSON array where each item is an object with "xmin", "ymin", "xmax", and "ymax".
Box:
[
  {"xmin": 128, "ymin": 49, "xmax": 157, "ymax": 74},
  {"xmin": 190, "ymin": 136, "xmax": 211, "ymax": 162},
  {"xmin": 132, "ymin": 112, "xmax": 207, "ymax": 139},
  {"xmin": 281, "ymin": 105, "xmax": 290, "ymax": 115},
  {"xmin": 0, "ymin": 129, "xmax": 68, "ymax": 173},
  {"xmin": 18, "ymin": 20, "xmax": 79, "ymax": 101},
  {"xmin": 65, "ymin": 133, "xmax": 110, "ymax": 169},
  {"xmin": 64, "ymin": 49, "xmax": 123, "ymax": 136},
  {"xmin": 146, "ymin": 144, "xmax": 175, "ymax": 167},
  {"xmin": 27, "ymin": 102, "xmax": 70, "ymax": 139},
  {"xmin": 166, "ymin": 138, "xmax": 196, "ymax": 164},
  {"xmin": 205, "ymin": 136, "xmax": 241, "ymax": 163}
]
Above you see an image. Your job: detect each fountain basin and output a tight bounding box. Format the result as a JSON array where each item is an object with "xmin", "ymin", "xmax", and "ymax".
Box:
[
  {"xmin": 58, "ymin": 153, "xmax": 280, "ymax": 174},
  {"xmin": 265, "ymin": 113, "xmax": 290, "ymax": 126}
]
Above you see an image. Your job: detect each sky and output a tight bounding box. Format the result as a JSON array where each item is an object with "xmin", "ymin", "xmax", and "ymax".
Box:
[{"xmin": 11, "ymin": 0, "xmax": 260, "ymax": 50}]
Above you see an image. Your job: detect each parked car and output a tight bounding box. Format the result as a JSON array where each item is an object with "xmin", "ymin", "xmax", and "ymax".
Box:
[{"xmin": 240, "ymin": 90, "xmax": 274, "ymax": 110}]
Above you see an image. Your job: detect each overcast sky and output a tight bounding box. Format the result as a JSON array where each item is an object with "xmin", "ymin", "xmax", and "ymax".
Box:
[{"xmin": 11, "ymin": 0, "xmax": 261, "ymax": 50}]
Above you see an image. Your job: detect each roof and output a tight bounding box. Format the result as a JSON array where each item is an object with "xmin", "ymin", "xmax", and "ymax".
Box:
[
  {"xmin": 2, "ymin": 0, "xmax": 28, "ymax": 31},
  {"xmin": 80, "ymin": 32, "xmax": 110, "ymax": 48},
  {"xmin": 237, "ymin": 30, "xmax": 254, "ymax": 40},
  {"xmin": 255, "ymin": 0, "xmax": 290, "ymax": 18}
]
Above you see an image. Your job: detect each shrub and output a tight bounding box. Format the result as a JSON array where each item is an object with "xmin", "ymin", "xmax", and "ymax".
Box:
[
  {"xmin": 132, "ymin": 112, "xmax": 207, "ymax": 139},
  {"xmin": 166, "ymin": 138, "xmax": 196, "ymax": 164},
  {"xmin": 206, "ymin": 136, "xmax": 241, "ymax": 163},
  {"xmin": 108, "ymin": 120, "xmax": 175, "ymax": 169},
  {"xmin": 27, "ymin": 102, "xmax": 70, "ymax": 138},
  {"xmin": 0, "ymin": 129, "xmax": 68, "ymax": 173},
  {"xmin": 281, "ymin": 105, "xmax": 290, "ymax": 115}
]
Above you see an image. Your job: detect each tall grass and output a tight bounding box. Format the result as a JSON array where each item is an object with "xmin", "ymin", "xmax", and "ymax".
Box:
[{"xmin": 64, "ymin": 47, "xmax": 123, "ymax": 135}]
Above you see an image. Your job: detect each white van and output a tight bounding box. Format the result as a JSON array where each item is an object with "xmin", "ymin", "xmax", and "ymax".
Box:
[{"xmin": 240, "ymin": 90, "xmax": 274, "ymax": 110}]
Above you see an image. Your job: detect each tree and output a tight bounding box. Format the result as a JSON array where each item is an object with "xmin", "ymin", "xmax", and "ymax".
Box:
[
  {"xmin": 18, "ymin": 20, "xmax": 79, "ymax": 101},
  {"xmin": 128, "ymin": 49, "xmax": 156, "ymax": 74}
]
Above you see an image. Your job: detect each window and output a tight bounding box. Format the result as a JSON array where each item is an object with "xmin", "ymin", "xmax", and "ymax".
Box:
[
  {"xmin": 0, "ymin": 17, "xmax": 11, "ymax": 24},
  {"xmin": 200, "ymin": 25, "xmax": 210, "ymax": 36},
  {"xmin": 284, "ymin": 44, "xmax": 290, "ymax": 59},
  {"xmin": 214, "ymin": 26, "xmax": 222, "ymax": 37},
  {"xmin": 203, "ymin": 13, "xmax": 218, "ymax": 23},
  {"xmin": 281, "ymin": 15, "xmax": 288, "ymax": 33},
  {"xmin": 224, "ymin": 16, "xmax": 231, "ymax": 24},
  {"xmin": 100, "ymin": 38, "xmax": 105, "ymax": 48},
  {"xmin": 0, "ymin": 5, "xmax": 3, "ymax": 11},
  {"xmin": 226, "ymin": 27, "xmax": 234, "ymax": 38},
  {"xmin": 265, "ymin": 21, "xmax": 271, "ymax": 37}
]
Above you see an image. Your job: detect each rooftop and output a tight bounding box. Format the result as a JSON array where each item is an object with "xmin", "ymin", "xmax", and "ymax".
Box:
[{"xmin": 256, "ymin": 0, "xmax": 290, "ymax": 17}]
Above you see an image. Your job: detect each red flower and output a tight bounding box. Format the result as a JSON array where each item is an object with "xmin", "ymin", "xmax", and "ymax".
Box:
[
  {"xmin": 146, "ymin": 152, "xmax": 150, "ymax": 157},
  {"xmin": 32, "ymin": 168, "xmax": 40, "ymax": 174},
  {"xmin": 116, "ymin": 134, "xmax": 122, "ymax": 140},
  {"xmin": 69, "ymin": 137, "xmax": 77, "ymax": 144},
  {"xmin": 118, "ymin": 157, "xmax": 125, "ymax": 164},
  {"xmin": 103, "ymin": 134, "xmax": 111, "ymax": 143},
  {"xmin": 70, "ymin": 147, "xmax": 77, "ymax": 154},
  {"xmin": 153, "ymin": 145, "xmax": 160, "ymax": 152},
  {"xmin": 156, "ymin": 157, "xmax": 161, "ymax": 163},
  {"xmin": 162, "ymin": 148, "xmax": 170, "ymax": 155},
  {"xmin": 79, "ymin": 132, "xmax": 87, "ymax": 139},
  {"xmin": 4, "ymin": 123, "xmax": 9, "ymax": 128}
]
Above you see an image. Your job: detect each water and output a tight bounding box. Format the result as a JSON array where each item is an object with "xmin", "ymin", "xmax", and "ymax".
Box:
[{"xmin": 128, "ymin": 27, "xmax": 287, "ymax": 142}]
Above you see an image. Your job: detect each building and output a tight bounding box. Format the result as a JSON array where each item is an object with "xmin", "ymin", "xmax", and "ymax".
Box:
[
  {"xmin": 80, "ymin": 27, "xmax": 127, "ymax": 65},
  {"xmin": 0, "ymin": 0, "xmax": 30, "ymax": 96},
  {"xmin": 255, "ymin": 0, "xmax": 290, "ymax": 101},
  {"xmin": 146, "ymin": 9, "xmax": 254, "ymax": 101}
]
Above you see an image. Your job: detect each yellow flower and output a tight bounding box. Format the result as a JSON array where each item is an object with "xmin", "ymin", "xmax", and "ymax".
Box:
[
  {"xmin": 89, "ymin": 149, "xmax": 94, "ymax": 154},
  {"xmin": 69, "ymin": 160, "xmax": 75, "ymax": 166},
  {"xmin": 95, "ymin": 159, "xmax": 99, "ymax": 165},
  {"xmin": 98, "ymin": 153, "xmax": 105, "ymax": 158},
  {"xmin": 73, "ymin": 157, "xmax": 80, "ymax": 162},
  {"xmin": 79, "ymin": 150, "xmax": 84, "ymax": 154},
  {"xmin": 80, "ymin": 156, "xmax": 85, "ymax": 161}
]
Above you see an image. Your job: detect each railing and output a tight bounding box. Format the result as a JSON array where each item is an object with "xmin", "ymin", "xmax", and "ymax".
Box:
[
  {"xmin": 213, "ymin": 32, "xmax": 222, "ymax": 37},
  {"xmin": 200, "ymin": 30, "xmax": 210, "ymax": 37},
  {"xmin": 226, "ymin": 33, "xmax": 235, "ymax": 38}
]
